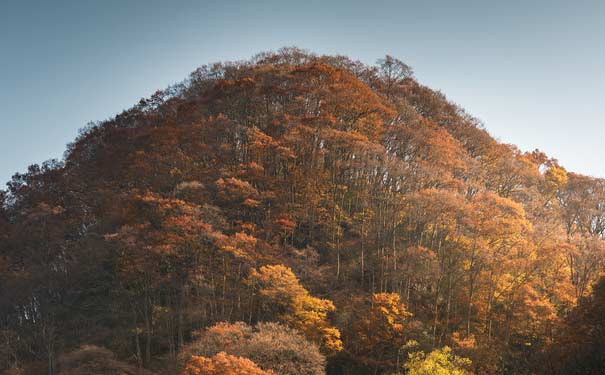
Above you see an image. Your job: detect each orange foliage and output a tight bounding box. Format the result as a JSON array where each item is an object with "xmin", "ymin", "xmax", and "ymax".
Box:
[
  {"xmin": 248, "ymin": 265, "xmax": 343, "ymax": 352},
  {"xmin": 181, "ymin": 352, "xmax": 273, "ymax": 375}
]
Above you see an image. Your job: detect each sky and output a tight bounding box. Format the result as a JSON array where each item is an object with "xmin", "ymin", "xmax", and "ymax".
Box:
[{"xmin": 1, "ymin": 0, "xmax": 604, "ymax": 185}]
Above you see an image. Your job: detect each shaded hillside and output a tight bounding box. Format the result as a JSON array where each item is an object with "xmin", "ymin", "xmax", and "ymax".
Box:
[{"xmin": 1, "ymin": 48, "xmax": 604, "ymax": 375}]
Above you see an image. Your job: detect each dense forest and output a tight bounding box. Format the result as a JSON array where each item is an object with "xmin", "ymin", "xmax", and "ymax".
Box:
[{"xmin": 1, "ymin": 48, "xmax": 605, "ymax": 375}]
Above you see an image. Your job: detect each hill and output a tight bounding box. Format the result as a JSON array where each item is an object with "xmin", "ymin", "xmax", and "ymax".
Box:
[{"xmin": 1, "ymin": 48, "xmax": 604, "ymax": 375}]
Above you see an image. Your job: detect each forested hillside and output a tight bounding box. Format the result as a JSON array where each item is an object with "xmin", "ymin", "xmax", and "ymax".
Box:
[{"xmin": 1, "ymin": 48, "xmax": 604, "ymax": 375}]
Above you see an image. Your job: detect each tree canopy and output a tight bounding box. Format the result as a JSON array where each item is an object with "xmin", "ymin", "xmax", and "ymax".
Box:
[{"xmin": 0, "ymin": 47, "xmax": 603, "ymax": 375}]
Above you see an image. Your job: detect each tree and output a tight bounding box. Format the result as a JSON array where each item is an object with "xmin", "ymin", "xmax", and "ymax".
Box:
[
  {"xmin": 58, "ymin": 345, "xmax": 155, "ymax": 375},
  {"xmin": 403, "ymin": 346, "xmax": 471, "ymax": 375},
  {"xmin": 180, "ymin": 352, "xmax": 272, "ymax": 375},
  {"xmin": 544, "ymin": 276, "xmax": 605, "ymax": 375},
  {"xmin": 111, "ymin": 192, "xmax": 225, "ymax": 365},
  {"xmin": 376, "ymin": 55, "xmax": 413, "ymax": 99},
  {"xmin": 346, "ymin": 293, "xmax": 411, "ymax": 373},
  {"xmin": 180, "ymin": 322, "xmax": 325, "ymax": 375},
  {"xmin": 247, "ymin": 265, "xmax": 342, "ymax": 352}
]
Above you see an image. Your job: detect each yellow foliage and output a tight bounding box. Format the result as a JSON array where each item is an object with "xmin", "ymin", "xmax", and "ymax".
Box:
[
  {"xmin": 248, "ymin": 264, "xmax": 343, "ymax": 352},
  {"xmin": 404, "ymin": 346, "xmax": 471, "ymax": 375}
]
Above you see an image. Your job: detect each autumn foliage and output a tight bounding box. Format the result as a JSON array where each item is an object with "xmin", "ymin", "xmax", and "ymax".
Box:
[
  {"xmin": 1, "ymin": 48, "xmax": 604, "ymax": 375},
  {"xmin": 180, "ymin": 352, "xmax": 272, "ymax": 375},
  {"xmin": 180, "ymin": 322, "xmax": 325, "ymax": 375},
  {"xmin": 248, "ymin": 265, "xmax": 342, "ymax": 352}
]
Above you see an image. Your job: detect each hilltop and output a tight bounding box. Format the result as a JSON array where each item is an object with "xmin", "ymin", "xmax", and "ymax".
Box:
[{"xmin": 1, "ymin": 48, "xmax": 604, "ymax": 375}]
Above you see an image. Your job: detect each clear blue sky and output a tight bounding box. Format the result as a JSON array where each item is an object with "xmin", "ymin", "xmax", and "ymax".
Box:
[{"xmin": 1, "ymin": 0, "xmax": 604, "ymax": 185}]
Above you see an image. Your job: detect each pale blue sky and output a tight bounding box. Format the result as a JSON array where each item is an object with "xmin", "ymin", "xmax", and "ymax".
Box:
[{"xmin": 1, "ymin": 0, "xmax": 604, "ymax": 185}]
